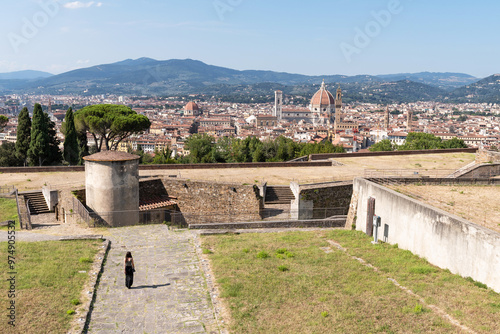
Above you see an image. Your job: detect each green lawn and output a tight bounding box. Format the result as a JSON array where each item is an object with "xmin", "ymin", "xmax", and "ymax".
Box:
[
  {"xmin": 0, "ymin": 240, "xmax": 102, "ymax": 333},
  {"xmin": 0, "ymin": 197, "xmax": 19, "ymax": 230},
  {"xmin": 202, "ymin": 230, "xmax": 500, "ymax": 333}
]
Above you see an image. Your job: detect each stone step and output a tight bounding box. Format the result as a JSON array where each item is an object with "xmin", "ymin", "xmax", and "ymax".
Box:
[
  {"xmin": 22, "ymin": 191, "xmax": 50, "ymax": 215},
  {"xmin": 265, "ymin": 186, "xmax": 294, "ymax": 204}
]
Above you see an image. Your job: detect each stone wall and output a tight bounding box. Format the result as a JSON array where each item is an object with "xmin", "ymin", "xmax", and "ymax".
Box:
[
  {"xmin": 291, "ymin": 181, "xmax": 353, "ymax": 220},
  {"xmin": 310, "ymin": 148, "xmax": 477, "ymax": 160},
  {"xmin": 352, "ymin": 177, "xmax": 500, "ymax": 293},
  {"xmin": 159, "ymin": 179, "xmax": 263, "ymax": 225},
  {"xmin": 459, "ymin": 163, "xmax": 500, "ymax": 178},
  {"xmin": 476, "ymin": 149, "xmax": 500, "ymax": 163}
]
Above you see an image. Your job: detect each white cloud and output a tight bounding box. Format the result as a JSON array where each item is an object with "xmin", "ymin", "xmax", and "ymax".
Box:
[
  {"xmin": 63, "ymin": 1, "xmax": 103, "ymax": 9},
  {"xmin": 76, "ymin": 59, "xmax": 90, "ymax": 65}
]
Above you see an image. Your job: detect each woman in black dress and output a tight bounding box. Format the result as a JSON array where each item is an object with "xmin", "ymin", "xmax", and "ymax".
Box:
[{"xmin": 124, "ymin": 251, "xmax": 135, "ymax": 289}]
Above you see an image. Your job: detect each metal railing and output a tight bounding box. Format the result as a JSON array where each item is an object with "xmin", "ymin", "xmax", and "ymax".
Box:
[
  {"xmin": 71, "ymin": 196, "xmax": 106, "ymax": 227},
  {"xmin": 364, "ymin": 169, "xmax": 456, "ymax": 179},
  {"xmin": 24, "ymin": 198, "xmax": 32, "ymax": 230},
  {"xmin": 69, "ymin": 204, "xmax": 349, "ymax": 228}
]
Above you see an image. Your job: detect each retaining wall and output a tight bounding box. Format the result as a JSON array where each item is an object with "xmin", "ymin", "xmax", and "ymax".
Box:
[
  {"xmin": 159, "ymin": 179, "xmax": 263, "ymax": 225},
  {"xmin": 476, "ymin": 150, "xmax": 500, "ymax": 164},
  {"xmin": 0, "ymin": 161, "xmax": 331, "ymax": 173},
  {"xmin": 310, "ymin": 148, "xmax": 477, "ymax": 160},
  {"xmin": 291, "ymin": 181, "xmax": 353, "ymax": 220},
  {"xmin": 352, "ymin": 177, "xmax": 500, "ymax": 292}
]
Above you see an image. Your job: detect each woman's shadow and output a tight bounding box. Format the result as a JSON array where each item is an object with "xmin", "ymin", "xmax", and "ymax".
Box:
[{"xmin": 131, "ymin": 283, "xmax": 170, "ymax": 289}]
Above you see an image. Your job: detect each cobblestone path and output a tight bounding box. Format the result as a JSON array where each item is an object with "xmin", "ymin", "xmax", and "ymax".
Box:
[{"xmin": 87, "ymin": 225, "xmax": 218, "ymax": 334}]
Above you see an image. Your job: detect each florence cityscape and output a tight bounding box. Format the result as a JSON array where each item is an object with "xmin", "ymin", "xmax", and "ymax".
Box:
[{"xmin": 0, "ymin": 1, "xmax": 499, "ymax": 334}]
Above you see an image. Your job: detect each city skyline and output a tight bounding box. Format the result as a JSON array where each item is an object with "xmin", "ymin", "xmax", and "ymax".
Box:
[{"xmin": 1, "ymin": 0, "xmax": 500, "ymax": 77}]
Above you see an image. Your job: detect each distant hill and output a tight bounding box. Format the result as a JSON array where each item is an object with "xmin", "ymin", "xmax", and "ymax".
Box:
[
  {"xmin": 0, "ymin": 70, "xmax": 53, "ymax": 80},
  {"xmin": 376, "ymin": 72, "xmax": 478, "ymax": 91},
  {"xmin": 0, "ymin": 58, "xmax": 497, "ymax": 103},
  {"xmin": 446, "ymin": 74, "xmax": 500, "ymax": 103}
]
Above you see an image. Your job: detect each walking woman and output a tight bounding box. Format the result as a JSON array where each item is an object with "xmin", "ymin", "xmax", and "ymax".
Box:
[{"xmin": 124, "ymin": 251, "xmax": 135, "ymax": 289}]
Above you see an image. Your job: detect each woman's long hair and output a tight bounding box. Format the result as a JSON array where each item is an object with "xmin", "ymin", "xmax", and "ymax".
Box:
[{"xmin": 125, "ymin": 251, "xmax": 132, "ymax": 259}]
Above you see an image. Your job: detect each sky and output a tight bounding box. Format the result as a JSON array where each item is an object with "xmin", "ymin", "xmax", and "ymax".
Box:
[{"xmin": 1, "ymin": 0, "xmax": 499, "ymax": 78}]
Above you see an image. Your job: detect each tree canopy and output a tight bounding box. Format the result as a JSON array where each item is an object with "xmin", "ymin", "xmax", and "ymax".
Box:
[
  {"xmin": 15, "ymin": 107, "xmax": 31, "ymax": 166},
  {"xmin": 62, "ymin": 107, "xmax": 79, "ymax": 165},
  {"xmin": 369, "ymin": 133, "xmax": 467, "ymax": 152},
  {"xmin": 184, "ymin": 135, "xmax": 345, "ymax": 164},
  {"xmin": 0, "ymin": 115, "xmax": 8, "ymax": 131},
  {"xmin": 74, "ymin": 104, "xmax": 151, "ymax": 152},
  {"xmin": 27, "ymin": 103, "xmax": 50, "ymax": 166}
]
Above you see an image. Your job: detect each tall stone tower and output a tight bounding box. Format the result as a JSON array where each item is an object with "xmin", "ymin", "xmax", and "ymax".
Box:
[
  {"xmin": 384, "ymin": 106, "xmax": 390, "ymax": 130},
  {"xmin": 407, "ymin": 110, "xmax": 413, "ymax": 132},
  {"xmin": 274, "ymin": 90, "xmax": 283, "ymax": 121},
  {"xmin": 83, "ymin": 151, "xmax": 140, "ymax": 227},
  {"xmin": 335, "ymin": 87, "xmax": 342, "ymax": 126}
]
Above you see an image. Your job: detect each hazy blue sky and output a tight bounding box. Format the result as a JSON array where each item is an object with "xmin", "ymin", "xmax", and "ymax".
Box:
[{"xmin": 1, "ymin": 0, "xmax": 499, "ymax": 77}]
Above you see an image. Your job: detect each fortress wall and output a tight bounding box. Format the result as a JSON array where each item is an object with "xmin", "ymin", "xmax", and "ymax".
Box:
[
  {"xmin": 291, "ymin": 182, "xmax": 353, "ymax": 219},
  {"xmin": 160, "ymin": 179, "xmax": 263, "ymax": 225},
  {"xmin": 476, "ymin": 149, "xmax": 500, "ymax": 164},
  {"xmin": 311, "ymin": 148, "xmax": 477, "ymax": 160},
  {"xmin": 352, "ymin": 177, "xmax": 500, "ymax": 293}
]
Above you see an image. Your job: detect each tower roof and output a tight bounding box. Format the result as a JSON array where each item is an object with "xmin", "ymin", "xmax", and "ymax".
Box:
[{"xmin": 83, "ymin": 151, "xmax": 140, "ymax": 162}]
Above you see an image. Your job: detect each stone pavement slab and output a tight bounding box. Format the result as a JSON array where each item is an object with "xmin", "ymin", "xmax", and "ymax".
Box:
[{"xmin": 87, "ymin": 225, "xmax": 219, "ymax": 334}]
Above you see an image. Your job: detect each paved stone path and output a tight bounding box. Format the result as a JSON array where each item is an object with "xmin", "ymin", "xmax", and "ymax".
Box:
[{"xmin": 87, "ymin": 225, "xmax": 219, "ymax": 334}]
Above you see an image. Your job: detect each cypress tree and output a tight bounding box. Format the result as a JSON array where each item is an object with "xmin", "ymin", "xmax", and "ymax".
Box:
[
  {"xmin": 44, "ymin": 112, "xmax": 61, "ymax": 165},
  {"xmin": 27, "ymin": 103, "xmax": 49, "ymax": 166},
  {"xmin": 77, "ymin": 129, "xmax": 89, "ymax": 165},
  {"xmin": 62, "ymin": 107, "xmax": 79, "ymax": 165},
  {"xmin": 15, "ymin": 107, "xmax": 31, "ymax": 166}
]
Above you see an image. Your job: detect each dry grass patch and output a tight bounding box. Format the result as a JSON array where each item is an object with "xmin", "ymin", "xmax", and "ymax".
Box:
[
  {"xmin": 0, "ymin": 153, "xmax": 475, "ymax": 187},
  {"xmin": 391, "ymin": 184, "xmax": 500, "ymax": 233},
  {"xmin": 202, "ymin": 230, "xmax": 499, "ymax": 333},
  {"xmin": 0, "ymin": 240, "xmax": 102, "ymax": 333}
]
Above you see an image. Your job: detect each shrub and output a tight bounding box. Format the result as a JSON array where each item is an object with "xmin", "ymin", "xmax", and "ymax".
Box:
[
  {"xmin": 466, "ymin": 277, "xmax": 488, "ymax": 289},
  {"xmin": 276, "ymin": 248, "xmax": 287, "ymax": 254},
  {"xmin": 285, "ymin": 251, "xmax": 295, "ymax": 258},
  {"xmin": 256, "ymin": 251, "xmax": 269, "ymax": 259},
  {"xmin": 202, "ymin": 248, "xmax": 213, "ymax": 254},
  {"xmin": 242, "ymin": 248, "xmax": 250, "ymax": 253},
  {"xmin": 67, "ymin": 310, "xmax": 75, "ymax": 315},
  {"xmin": 79, "ymin": 257, "xmax": 92, "ymax": 264},
  {"xmin": 278, "ymin": 265, "xmax": 289, "ymax": 272},
  {"xmin": 71, "ymin": 299, "xmax": 80, "ymax": 306},
  {"xmin": 321, "ymin": 311, "xmax": 329, "ymax": 318},
  {"xmin": 276, "ymin": 254, "xmax": 285, "ymax": 259},
  {"xmin": 409, "ymin": 266, "xmax": 437, "ymax": 274}
]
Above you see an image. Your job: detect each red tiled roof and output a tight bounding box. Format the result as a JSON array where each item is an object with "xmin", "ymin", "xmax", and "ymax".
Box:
[{"xmin": 139, "ymin": 195, "xmax": 177, "ymax": 211}]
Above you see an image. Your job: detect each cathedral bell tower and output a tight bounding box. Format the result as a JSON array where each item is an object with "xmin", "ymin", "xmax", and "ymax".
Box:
[{"xmin": 274, "ymin": 90, "xmax": 283, "ymax": 121}]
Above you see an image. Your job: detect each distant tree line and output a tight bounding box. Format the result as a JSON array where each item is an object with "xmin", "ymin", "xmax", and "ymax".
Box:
[
  {"xmin": 130, "ymin": 135, "xmax": 345, "ymax": 165},
  {"xmin": 369, "ymin": 133, "xmax": 468, "ymax": 152}
]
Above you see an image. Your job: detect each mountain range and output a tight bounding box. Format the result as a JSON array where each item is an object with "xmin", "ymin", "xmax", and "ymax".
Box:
[{"xmin": 0, "ymin": 58, "xmax": 499, "ymax": 103}]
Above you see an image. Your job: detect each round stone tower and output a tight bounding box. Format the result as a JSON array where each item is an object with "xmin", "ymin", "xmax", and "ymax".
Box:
[{"xmin": 83, "ymin": 151, "xmax": 140, "ymax": 227}]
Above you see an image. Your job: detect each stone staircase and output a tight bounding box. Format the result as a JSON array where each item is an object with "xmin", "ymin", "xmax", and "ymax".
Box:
[
  {"xmin": 446, "ymin": 161, "xmax": 477, "ymax": 178},
  {"xmin": 21, "ymin": 191, "xmax": 50, "ymax": 215},
  {"xmin": 265, "ymin": 186, "xmax": 295, "ymax": 205}
]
